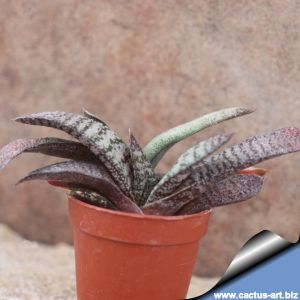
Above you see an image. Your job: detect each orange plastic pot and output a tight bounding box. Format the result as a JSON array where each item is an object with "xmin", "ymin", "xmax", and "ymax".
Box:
[{"xmin": 69, "ymin": 197, "xmax": 211, "ymax": 300}]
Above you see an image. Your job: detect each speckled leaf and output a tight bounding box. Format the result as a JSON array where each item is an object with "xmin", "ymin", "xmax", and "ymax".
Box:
[
  {"xmin": 177, "ymin": 174, "xmax": 264, "ymax": 215},
  {"xmin": 129, "ymin": 132, "xmax": 156, "ymax": 205},
  {"xmin": 15, "ymin": 111, "xmax": 132, "ymax": 197},
  {"xmin": 146, "ymin": 133, "xmax": 233, "ymax": 203},
  {"xmin": 142, "ymin": 184, "xmax": 205, "ymax": 216},
  {"xmin": 48, "ymin": 179, "xmax": 122, "ymax": 211},
  {"xmin": 144, "ymin": 107, "xmax": 253, "ymax": 166},
  {"xmin": 140, "ymin": 173, "xmax": 162, "ymax": 206},
  {"xmin": 187, "ymin": 127, "xmax": 300, "ymax": 187},
  {"xmin": 17, "ymin": 160, "xmax": 141, "ymax": 214},
  {"xmin": 0, "ymin": 138, "xmax": 98, "ymax": 171},
  {"xmin": 69, "ymin": 189, "xmax": 116, "ymax": 210}
]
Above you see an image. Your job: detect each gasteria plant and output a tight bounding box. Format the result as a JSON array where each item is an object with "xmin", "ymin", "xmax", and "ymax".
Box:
[{"xmin": 0, "ymin": 107, "xmax": 299, "ymax": 216}]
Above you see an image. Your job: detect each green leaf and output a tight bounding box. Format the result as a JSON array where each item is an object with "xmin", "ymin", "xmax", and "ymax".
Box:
[
  {"xmin": 144, "ymin": 107, "xmax": 253, "ymax": 167},
  {"xmin": 146, "ymin": 133, "xmax": 233, "ymax": 203},
  {"xmin": 15, "ymin": 111, "xmax": 132, "ymax": 197}
]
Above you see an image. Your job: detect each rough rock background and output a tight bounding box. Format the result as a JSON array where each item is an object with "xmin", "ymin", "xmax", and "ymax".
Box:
[
  {"xmin": 0, "ymin": 1, "xmax": 299, "ymax": 277},
  {"xmin": 0, "ymin": 223, "xmax": 218, "ymax": 299}
]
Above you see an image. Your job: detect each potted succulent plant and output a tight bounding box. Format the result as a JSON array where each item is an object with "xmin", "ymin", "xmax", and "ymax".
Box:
[{"xmin": 0, "ymin": 107, "xmax": 299, "ymax": 300}]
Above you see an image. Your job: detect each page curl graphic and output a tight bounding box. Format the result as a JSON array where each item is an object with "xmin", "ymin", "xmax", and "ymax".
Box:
[{"xmin": 187, "ymin": 230, "xmax": 299, "ymax": 299}]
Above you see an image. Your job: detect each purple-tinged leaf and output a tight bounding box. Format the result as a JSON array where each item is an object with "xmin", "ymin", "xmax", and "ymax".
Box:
[
  {"xmin": 0, "ymin": 138, "xmax": 98, "ymax": 171},
  {"xmin": 0, "ymin": 138, "xmax": 39, "ymax": 171},
  {"xmin": 17, "ymin": 160, "xmax": 142, "ymax": 214},
  {"xmin": 187, "ymin": 127, "xmax": 300, "ymax": 187},
  {"xmin": 177, "ymin": 174, "xmax": 264, "ymax": 215},
  {"xmin": 26, "ymin": 138, "xmax": 98, "ymax": 161},
  {"xmin": 144, "ymin": 174, "xmax": 263, "ymax": 216},
  {"xmin": 142, "ymin": 184, "xmax": 206, "ymax": 216},
  {"xmin": 144, "ymin": 107, "xmax": 253, "ymax": 167},
  {"xmin": 47, "ymin": 180, "xmax": 120, "ymax": 212},
  {"xmin": 146, "ymin": 133, "xmax": 233, "ymax": 203},
  {"xmin": 15, "ymin": 111, "xmax": 132, "ymax": 197},
  {"xmin": 48, "ymin": 180, "xmax": 117, "ymax": 209},
  {"xmin": 69, "ymin": 189, "xmax": 116, "ymax": 210},
  {"xmin": 48, "ymin": 180, "xmax": 95, "ymax": 190},
  {"xmin": 140, "ymin": 173, "xmax": 162, "ymax": 205},
  {"xmin": 129, "ymin": 132, "xmax": 156, "ymax": 205}
]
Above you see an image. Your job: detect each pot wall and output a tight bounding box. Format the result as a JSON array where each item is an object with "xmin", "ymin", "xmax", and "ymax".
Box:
[{"xmin": 69, "ymin": 197, "xmax": 210, "ymax": 300}]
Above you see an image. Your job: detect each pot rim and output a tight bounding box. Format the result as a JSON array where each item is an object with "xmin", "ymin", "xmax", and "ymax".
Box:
[
  {"xmin": 69, "ymin": 197, "xmax": 211, "ymax": 245},
  {"xmin": 69, "ymin": 196, "xmax": 211, "ymax": 221}
]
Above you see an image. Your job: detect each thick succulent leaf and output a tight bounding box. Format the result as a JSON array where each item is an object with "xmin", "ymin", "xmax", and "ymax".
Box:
[
  {"xmin": 177, "ymin": 174, "xmax": 264, "ymax": 215},
  {"xmin": 48, "ymin": 180, "xmax": 119, "ymax": 210},
  {"xmin": 15, "ymin": 111, "xmax": 132, "ymax": 197},
  {"xmin": 0, "ymin": 137, "xmax": 98, "ymax": 171},
  {"xmin": 0, "ymin": 138, "xmax": 43, "ymax": 171},
  {"xmin": 144, "ymin": 174, "xmax": 263, "ymax": 216},
  {"xmin": 128, "ymin": 132, "xmax": 156, "ymax": 205},
  {"xmin": 26, "ymin": 138, "xmax": 98, "ymax": 161},
  {"xmin": 144, "ymin": 107, "xmax": 253, "ymax": 166},
  {"xmin": 69, "ymin": 189, "xmax": 116, "ymax": 210},
  {"xmin": 140, "ymin": 173, "xmax": 162, "ymax": 206},
  {"xmin": 48, "ymin": 180, "xmax": 96, "ymax": 190},
  {"xmin": 142, "ymin": 184, "xmax": 206, "ymax": 216},
  {"xmin": 149, "ymin": 144, "xmax": 174, "ymax": 168},
  {"xmin": 187, "ymin": 127, "xmax": 300, "ymax": 187},
  {"xmin": 146, "ymin": 133, "xmax": 233, "ymax": 203},
  {"xmin": 17, "ymin": 160, "xmax": 142, "ymax": 214},
  {"xmin": 150, "ymin": 127, "xmax": 300, "ymax": 200}
]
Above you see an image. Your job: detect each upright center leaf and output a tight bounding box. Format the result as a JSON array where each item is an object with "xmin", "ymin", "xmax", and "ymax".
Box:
[{"xmin": 129, "ymin": 132, "xmax": 157, "ymax": 205}]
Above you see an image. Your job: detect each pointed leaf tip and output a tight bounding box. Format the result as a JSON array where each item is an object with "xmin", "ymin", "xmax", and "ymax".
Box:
[
  {"xmin": 236, "ymin": 107, "xmax": 255, "ymax": 114},
  {"xmin": 82, "ymin": 108, "xmax": 107, "ymax": 125},
  {"xmin": 0, "ymin": 139, "xmax": 36, "ymax": 171},
  {"xmin": 280, "ymin": 127, "xmax": 300, "ymax": 150}
]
